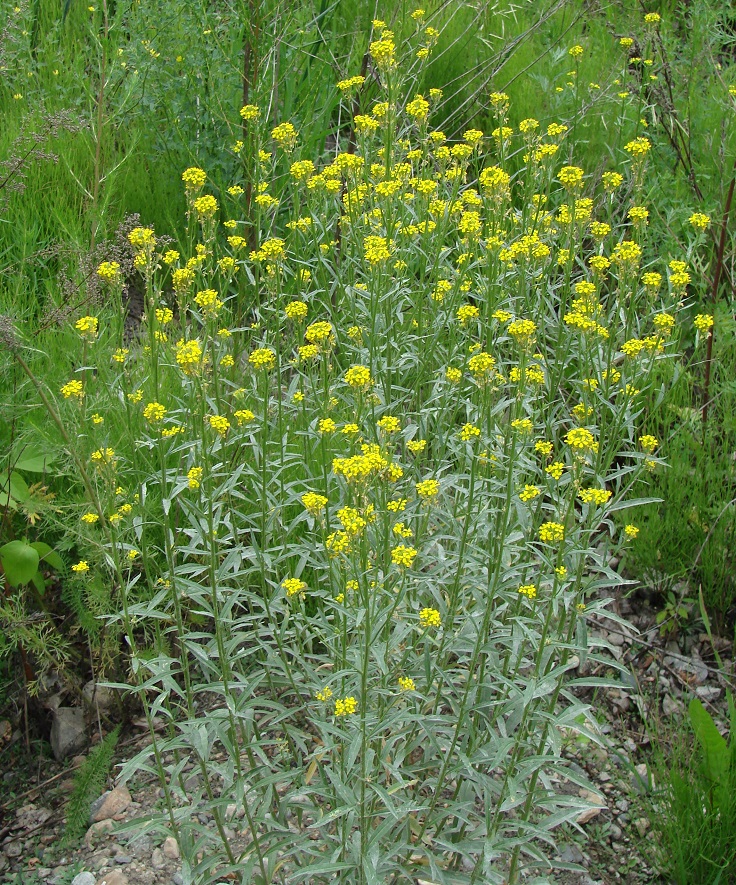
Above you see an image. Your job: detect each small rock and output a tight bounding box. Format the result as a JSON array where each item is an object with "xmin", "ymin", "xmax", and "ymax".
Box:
[
  {"xmin": 82, "ymin": 681, "xmax": 116, "ymax": 713},
  {"xmin": 615, "ymin": 798, "xmax": 629, "ymax": 813},
  {"xmin": 51, "ymin": 707, "xmax": 87, "ymax": 760},
  {"xmin": 559, "ymin": 843, "xmax": 584, "ymax": 864},
  {"xmin": 633, "ymin": 763, "xmax": 649, "ymax": 789},
  {"xmin": 96, "ymin": 872, "xmax": 128, "ymax": 885},
  {"xmin": 91, "ymin": 786, "xmax": 132, "ymax": 823},
  {"xmin": 662, "ymin": 694, "xmax": 682, "ymax": 717},
  {"xmin": 85, "ymin": 819, "xmax": 115, "ymax": 848},
  {"xmin": 71, "ymin": 874, "xmax": 97, "ymax": 885},
  {"xmin": 609, "ymin": 824, "xmax": 622, "ymax": 839},
  {"xmin": 151, "ymin": 848, "xmax": 165, "ymax": 869},
  {"xmin": 172, "ymin": 874, "xmax": 183, "ymax": 885},
  {"xmin": 3, "ymin": 840, "xmax": 22, "ymax": 858},
  {"xmin": 162, "ymin": 837, "xmax": 179, "ymax": 860},
  {"xmin": 695, "ymin": 685, "xmax": 721, "ymax": 701},
  {"xmin": 114, "ymin": 855, "xmax": 132, "ymax": 864},
  {"xmin": 634, "ymin": 817, "xmax": 650, "ymax": 837}
]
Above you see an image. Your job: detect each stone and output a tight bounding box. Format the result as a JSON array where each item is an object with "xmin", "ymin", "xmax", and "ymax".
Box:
[
  {"xmin": 576, "ymin": 789, "xmax": 606, "ymax": 824},
  {"xmin": 90, "ymin": 786, "xmax": 132, "ymax": 823},
  {"xmin": 85, "ymin": 819, "xmax": 115, "ymax": 848},
  {"xmin": 96, "ymin": 872, "xmax": 128, "ymax": 885},
  {"xmin": 162, "ymin": 837, "xmax": 180, "ymax": 860},
  {"xmin": 3, "ymin": 840, "xmax": 22, "ymax": 858},
  {"xmin": 83, "ymin": 681, "xmax": 116, "ymax": 713},
  {"xmin": 71, "ymin": 874, "xmax": 97, "ymax": 885},
  {"xmin": 50, "ymin": 707, "xmax": 87, "ymax": 760},
  {"xmin": 558, "ymin": 843, "xmax": 584, "ymax": 864},
  {"xmin": 151, "ymin": 848, "xmax": 165, "ymax": 869},
  {"xmin": 662, "ymin": 694, "xmax": 682, "ymax": 717},
  {"xmin": 173, "ymin": 874, "xmax": 183, "ymax": 885},
  {"xmin": 695, "ymin": 685, "xmax": 721, "ymax": 701},
  {"xmin": 634, "ymin": 817, "xmax": 650, "ymax": 837}
]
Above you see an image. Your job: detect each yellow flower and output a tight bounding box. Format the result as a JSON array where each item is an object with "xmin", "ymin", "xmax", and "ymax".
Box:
[
  {"xmin": 416, "ymin": 478, "xmax": 439, "ymax": 499},
  {"xmin": 565, "ymin": 428, "xmax": 597, "ymax": 452},
  {"xmin": 624, "ymin": 524, "xmax": 640, "ymax": 538},
  {"xmin": 239, "ymin": 104, "xmax": 260, "ymax": 121},
  {"xmin": 345, "ymin": 365, "xmax": 372, "ymax": 389},
  {"xmin": 460, "ymin": 423, "xmax": 481, "ymax": 441},
  {"xmin": 60, "ymin": 380, "xmax": 84, "ymax": 399},
  {"xmin": 407, "ymin": 439, "xmax": 426, "ymax": 454},
  {"xmin": 318, "ymin": 418, "xmax": 337, "ymax": 434},
  {"xmin": 302, "ymin": 492, "xmax": 328, "ymax": 516},
  {"xmin": 539, "ymin": 522, "xmax": 565, "ymax": 543},
  {"xmin": 271, "ymin": 122, "xmax": 298, "ymax": 150},
  {"xmin": 249, "ymin": 348, "xmax": 276, "ymax": 370},
  {"xmin": 75, "ymin": 316, "xmax": 99, "ymax": 339},
  {"xmin": 639, "ymin": 434, "xmax": 658, "ymax": 453},
  {"xmin": 519, "ymin": 485, "xmax": 540, "ymax": 502},
  {"xmin": 72, "ymin": 561, "xmax": 90, "ymax": 573},
  {"xmin": 234, "ymin": 409, "xmax": 255, "ymax": 425},
  {"xmin": 143, "ymin": 402, "xmax": 166, "ymax": 422},
  {"xmin": 282, "ymin": 577, "xmax": 307, "ymax": 597},
  {"xmin": 334, "ymin": 696, "xmax": 357, "ymax": 716},
  {"xmin": 285, "ymin": 300, "xmax": 308, "ymax": 321},
  {"xmin": 545, "ymin": 462, "xmax": 565, "ymax": 481},
  {"xmin": 81, "ymin": 513, "xmax": 99, "ymax": 524},
  {"xmin": 91, "ymin": 448, "xmax": 115, "ymax": 466},
  {"xmin": 391, "ymin": 545, "xmax": 418, "ymax": 568},
  {"xmin": 377, "ymin": 415, "xmax": 401, "ymax": 434},
  {"xmin": 568, "ymin": 44, "xmax": 584, "ymax": 57},
  {"xmin": 419, "ymin": 607, "xmax": 441, "ymax": 628},
  {"xmin": 315, "ymin": 686, "xmax": 333, "ymax": 702},
  {"xmin": 187, "ymin": 467, "xmax": 203, "ymax": 490},
  {"xmin": 557, "ymin": 165, "xmax": 584, "ymax": 189},
  {"xmin": 689, "ymin": 212, "xmax": 710, "ymax": 230},
  {"xmin": 518, "ymin": 584, "xmax": 537, "ymax": 598},
  {"xmin": 398, "ymin": 676, "xmax": 416, "ymax": 692},
  {"xmin": 181, "ymin": 166, "xmax": 207, "ymax": 191},
  {"xmin": 175, "ymin": 338, "xmax": 204, "ymax": 375},
  {"xmin": 578, "ymin": 488, "xmax": 612, "ymax": 505},
  {"xmin": 97, "ymin": 261, "xmax": 121, "ymax": 283},
  {"xmin": 193, "ymin": 195, "xmax": 218, "ymax": 218},
  {"xmin": 694, "ymin": 314, "xmax": 713, "ymax": 333},
  {"xmin": 208, "ymin": 415, "xmax": 230, "ymax": 437}
]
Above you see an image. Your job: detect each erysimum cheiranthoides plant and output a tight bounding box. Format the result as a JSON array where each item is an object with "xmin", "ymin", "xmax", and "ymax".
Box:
[{"xmin": 15, "ymin": 15, "xmax": 691, "ymax": 885}]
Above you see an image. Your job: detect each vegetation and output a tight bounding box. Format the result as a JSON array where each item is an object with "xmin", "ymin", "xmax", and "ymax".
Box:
[{"xmin": 1, "ymin": 0, "xmax": 735, "ymax": 882}]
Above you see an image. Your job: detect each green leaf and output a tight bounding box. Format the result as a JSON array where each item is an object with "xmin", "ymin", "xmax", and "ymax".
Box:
[
  {"xmin": 0, "ymin": 540, "xmax": 40, "ymax": 586},
  {"xmin": 14, "ymin": 451, "xmax": 55, "ymax": 473},
  {"xmin": 0, "ymin": 471, "xmax": 30, "ymax": 507},
  {"xmin": 689, "ymin": 698, "xmax": 729, "ymax": 793},
  {"xmin": 30, "ymin": 542, "xmax": 64, "ymax": 572}
]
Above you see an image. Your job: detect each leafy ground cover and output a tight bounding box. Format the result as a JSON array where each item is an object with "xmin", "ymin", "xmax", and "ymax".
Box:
[{"xmin": 1, "ymin": 1, "xmax": 736, "ymax": 883}]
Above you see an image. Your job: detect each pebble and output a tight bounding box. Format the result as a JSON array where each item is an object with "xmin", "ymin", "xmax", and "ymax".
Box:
[
  {"xmin": 162, "ymin": 836, "xmax": 180, "ymax": 860},
  {"xmin": 71, "ymin": 874, "xmax": 96, "ymax": 885},
  {"xmin": 172, "ymin": 874, "xmax": 183, "ymax": 885},
  {"xmin": 634, "ymin": 817, "xmax": 650, "ymax": 837},
  {"xmin": 85, "ymin": 819, "xmax": 115, "ymax": 848},
  {"xmin": 114, "ymin": 855, "xmax": 132, "ymax": 864},
  {"xmin": 96, "ymin": 872, "xmax": 128, "ymax": 885},
  {"xmin": 559, "ymin": 843, "xmax": 584, "ymax": 864},
  {"xmin": 151, "ymin": 848, "xmax": 165, "ymax": 869},
  {"xmin": 3, "ymin": 840, "xmax": 22, "ymax": 858},
  {"xmin": 91, "ymin": 786, "xmax": 132, "ymax": 823}
]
